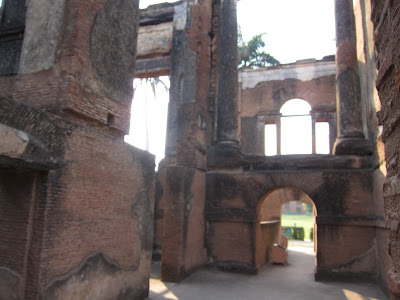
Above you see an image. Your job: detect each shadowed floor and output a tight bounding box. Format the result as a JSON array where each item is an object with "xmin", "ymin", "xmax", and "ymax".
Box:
[{"xmin": 149, "ymin": 246, "xmax": 388, "ymax": 300}]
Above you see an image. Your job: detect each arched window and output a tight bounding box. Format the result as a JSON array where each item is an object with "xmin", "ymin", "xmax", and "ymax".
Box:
[{"xmin": 280, "ymin": 99, "xmax": 312, "ymax": 155}]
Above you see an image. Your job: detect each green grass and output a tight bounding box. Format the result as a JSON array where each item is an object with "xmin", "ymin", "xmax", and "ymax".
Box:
[{"xmin": 281, "ymin": 214, "xmax": 314, "ymax": 240}]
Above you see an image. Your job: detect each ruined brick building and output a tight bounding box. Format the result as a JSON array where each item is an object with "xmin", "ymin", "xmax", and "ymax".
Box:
[{"xmin": 0, "ymin": 0, "xmax": 400, "ymax": 299}]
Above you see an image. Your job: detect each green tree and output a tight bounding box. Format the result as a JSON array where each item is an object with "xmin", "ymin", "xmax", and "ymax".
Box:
[
  {"xmin": 302, "ymin": 203, "xmax": 313, "ymax": 214},
  {"xmin": 238, "ymin": 27, "xmax": 280, "ymax": 69}
]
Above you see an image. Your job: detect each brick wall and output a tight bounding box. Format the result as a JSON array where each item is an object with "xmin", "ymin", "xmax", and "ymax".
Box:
[
  {"xmin": 371, "ymin": 0, "xmax": 400, "ymax": 298},
  {"xmin": 40, "ymin": 125, "xmax": 154, "ymax": 299},
  {"xmin": 0, "ymin": 171, "xmax": 36, "ymax": 298},
  {"xmin": 0, "ymin": 0, "xmax": 156, "ymax": 298}
]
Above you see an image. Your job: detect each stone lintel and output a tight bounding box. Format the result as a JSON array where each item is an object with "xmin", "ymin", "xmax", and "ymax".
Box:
[
  {"xmin": 135, "ymin": 56, "xmax": 170, "ymax": 78},
  {"xmin": 137, "ymin": 22, "xmax": 173, "ymax": 59}
]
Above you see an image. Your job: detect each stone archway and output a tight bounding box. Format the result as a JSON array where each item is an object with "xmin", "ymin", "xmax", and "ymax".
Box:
[{"xmin": 255, "ymin": 186, "xmax": 317, "ymax": 269}]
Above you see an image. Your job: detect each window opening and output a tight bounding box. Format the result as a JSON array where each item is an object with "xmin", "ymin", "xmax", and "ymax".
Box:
[
  {"xmin": 280, "ymin": 99, "xmax": 312, "ymax": 155},
  {"xmin": 125, "ymin": 76, "xmax": 170, "ymax": 169},
  {"xmin": 264, "ymin": 123, "xmax": 277, "ymax": 156},
  {"xmin": 315, "ymin": 122, "xmax": 330, "ymax": 154}
]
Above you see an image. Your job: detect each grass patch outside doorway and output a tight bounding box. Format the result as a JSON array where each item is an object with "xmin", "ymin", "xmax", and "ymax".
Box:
[{"xmin": 281, "ymin": 213, "xmax": 314, "ymax": 241}]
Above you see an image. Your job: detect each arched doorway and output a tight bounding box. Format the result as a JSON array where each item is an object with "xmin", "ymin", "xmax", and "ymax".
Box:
[{"xmin": 255, "ymin": 186, "xmax": 317, "ymax": 270}]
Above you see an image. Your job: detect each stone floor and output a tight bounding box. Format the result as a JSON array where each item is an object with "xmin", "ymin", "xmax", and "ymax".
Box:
[{"xmin": 149, "ymin": 245, "xmax": 388, "ymax": 300}]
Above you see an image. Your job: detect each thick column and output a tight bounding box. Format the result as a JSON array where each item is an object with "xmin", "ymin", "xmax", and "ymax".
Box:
[
  {"xmin": 333, "ymin": 0, "xmax": 372, "ymax": 155},
  {"xmin": 216, "ymin": 0, "xmax": 239, "ymax": 144}
]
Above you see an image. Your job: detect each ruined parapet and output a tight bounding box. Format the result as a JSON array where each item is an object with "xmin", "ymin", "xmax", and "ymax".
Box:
[
  {"xmin": 0, "ymin": 0, "xmax": 155, "ymax": 299},
  {"xmin": 238, "ymin": 59, "xmax": 337, "ymax": 155}
]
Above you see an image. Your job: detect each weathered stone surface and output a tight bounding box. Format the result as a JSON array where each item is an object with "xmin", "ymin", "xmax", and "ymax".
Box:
[
  {"xmin": 0, "ymin": 123, "xmax": 29, "ymax": 158},
  {"xmin": 336, "ymin": 67, "xmax": 364, "ymax": 137},
  {"xmin": 216, "ymin": 0, "xmax": 239, "ymax": 143},
  {"xmin": 19, "ymin": 0, "xmax": 65, "ymax": 74},
  {"xmin": 137, "ymin": 22, "xmax": 173, "ymax": 58},
  {"xmin": 165, "ymin": 1, "xmax": 188, "ymax": 156},
  {"xmin": 91, "ymin": 0, "xmax": 139, "ymax": 102},
  {"xmin": 161, "ymin": 166, "xmax": 207, "ymax": 282},
  {"xmin": 334, "ymin": 0, "xmax": 370, "ymax": 155}
]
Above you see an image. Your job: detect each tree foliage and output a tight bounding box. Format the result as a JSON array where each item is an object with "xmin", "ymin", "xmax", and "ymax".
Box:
[
  {"xmin": 238, "ymin": 28, "xmax": 280, "ymax": 69},
  {"xmin": 302, "ymin": 203, "xmax": 313, "ymax": 214}
]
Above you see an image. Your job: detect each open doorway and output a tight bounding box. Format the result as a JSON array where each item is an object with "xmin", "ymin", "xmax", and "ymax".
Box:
[{"xmin": 257, "ymin": 187, "xmax": 317, "ymax": 272}]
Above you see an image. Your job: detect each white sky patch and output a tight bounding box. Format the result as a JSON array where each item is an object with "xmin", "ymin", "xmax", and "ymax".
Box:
[
  {"xmin": 237, "ymin": 0, "xmax": 336, "ymax": 64},
  {"xmin": 280, "ymin": 99, "xmax": 313, "ymax": 155},
  {"xmin": 125, "ymin": 77, "xmax": 170, "ymax": 168}
]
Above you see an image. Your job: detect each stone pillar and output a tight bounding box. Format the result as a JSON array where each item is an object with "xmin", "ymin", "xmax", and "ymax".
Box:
[
  {"xmin": 276, "ymin": 120, "xmax": 281, "ymax": 155},
  {"xmin": 311, "ymin": 116, "xmax": 317, "ymax": 154},
  {"xmin": 333, "ymin": 0, "xmax": 372, "ymax": 155},
  {"xmin": 216, "ymin": 0, "xmax": 239, "ymax": 144}
]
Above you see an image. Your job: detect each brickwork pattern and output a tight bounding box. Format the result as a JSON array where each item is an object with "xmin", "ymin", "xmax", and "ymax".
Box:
[{"xmin": 371, "ymin": 0, "xmax": 400, "ymax": 298}]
